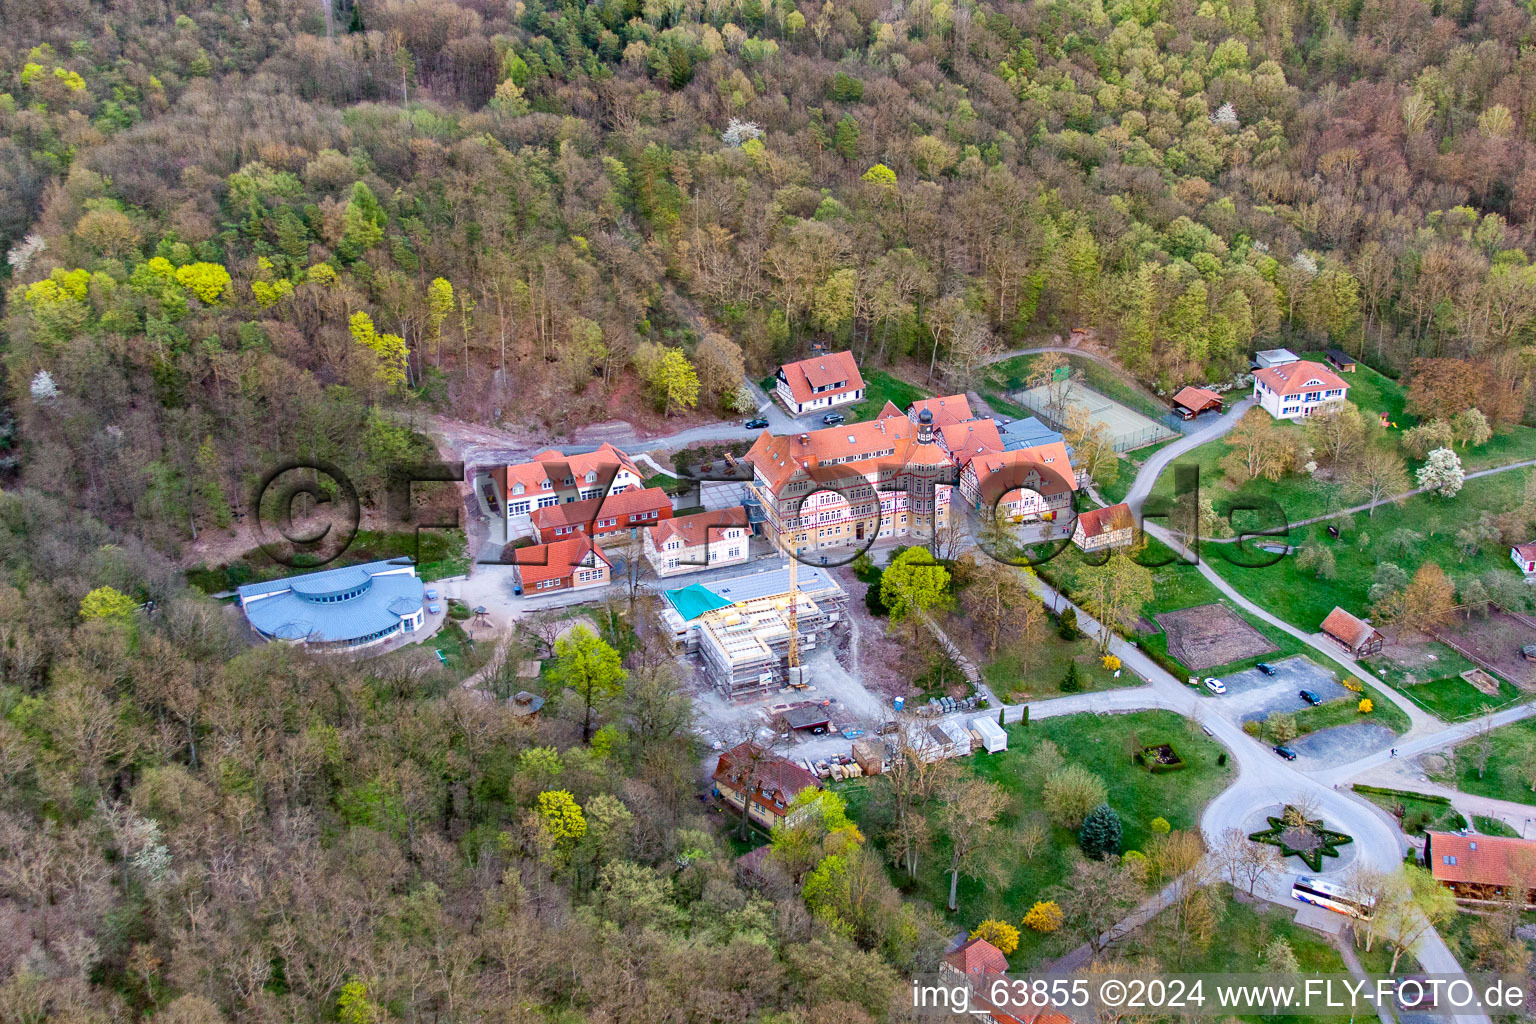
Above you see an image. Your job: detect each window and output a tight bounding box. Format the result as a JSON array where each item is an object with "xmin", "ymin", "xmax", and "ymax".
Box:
[{"xmin": 1444, "ymin": 855, "xmax": 1457, "ymax": 865}]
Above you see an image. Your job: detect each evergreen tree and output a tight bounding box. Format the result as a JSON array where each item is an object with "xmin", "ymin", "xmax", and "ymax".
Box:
[{"xmin": 1078, "ymin": 803, "xmax": 1123, "ymax": 859}]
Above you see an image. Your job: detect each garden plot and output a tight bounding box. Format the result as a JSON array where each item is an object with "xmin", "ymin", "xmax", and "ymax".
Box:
[
  {"xmin": 1155, "ymin": 603, "xmax": 1278, "ymax": 671},
  {"xmin": 1434, "ymin": 610, "xmax": 1536, "ymax": 689},
  {"xmin": 1215, "ymin": 655, "xmax": 1346, "ymax": 723}
]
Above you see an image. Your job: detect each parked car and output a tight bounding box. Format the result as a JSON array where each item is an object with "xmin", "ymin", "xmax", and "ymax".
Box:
[
  {"xmin": 1299, "ymin": 689, "xmax": 1322, "ymax": 706},
  {"xmin": 1203, "ymin": 677, "xmax": 1227, "ymax": 694},
  {"xmin": 821, "ymin": 412, "xmax": 846, "ymax": 425},
  {"xmin": 744, "ymin": 418, "xmax": 769, "ymax": 429},
  {"xmin": 1273, "ymin": 745, "xmax": 1298, "ymax": 761},
  {"xmin": 1255, "ymin": 662, "xmax": 1276, "ymax": 676}
]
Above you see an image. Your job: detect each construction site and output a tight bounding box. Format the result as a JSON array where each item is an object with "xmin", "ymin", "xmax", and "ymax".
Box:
[{"xmin": 659, "ymin": 564, "xmax": 848, "ymax": 698}]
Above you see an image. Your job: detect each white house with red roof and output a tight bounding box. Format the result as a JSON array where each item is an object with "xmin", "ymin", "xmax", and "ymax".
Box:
[
  {"xmin": 644, "ymin": 507, "xmax": 750, "ymax": 577},
  {"xmin": 491, "ymin": 442, "xmax": 644, "ymax": 532},
  {"xmin": 1071, "ymin": 502, "xmax": 1135, "ymax": 552},
  {"xmin": 507, "ymin": 535, "xmax": 611, "ymax": 595},
  {"xmin": 1512, "ymin": 542, "xmax": 1536, "ymax": 577},
  {"xmin": 1251, "ymin": 359, "xmax": 1349, "ymax": 420},
  {"xmin": 775, "ymin": 350, "xmax": 865, "ymax": 414}
]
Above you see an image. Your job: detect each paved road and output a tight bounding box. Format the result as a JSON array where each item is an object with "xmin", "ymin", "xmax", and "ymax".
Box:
[{"xmin": 1123, "ymin": 399, "xmax": 1254, "ymax": 513}]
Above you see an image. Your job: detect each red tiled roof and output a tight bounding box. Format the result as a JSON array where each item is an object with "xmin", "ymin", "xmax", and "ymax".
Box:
[
  {"xmin": 911, "ymin": 394, "xmax": 975, "ymax": 427},
  {"xmin": 1320, "ymin": 606, "xmax": 1380, "ymax": 648},
  {"xmin": 1076, "ymin": 502, "xmax": 1134, "ymax": 539},
  {"xmin": 648, "ymin": 507, "xmax": 747, "ymax": 547},
  {"xmin": 945, "ymin": 937, "xmax": 1009, "ymax": 976},
  {"xmin": 745, "ymin": 416, "xmax": 923, "ymax": 490},
  {"xmin": 1514, "ymin": 542, "xmax": 1536, "ymax": 561},
  {"xmin": 1428, "ymin": 830, "xmax": 1536, "ymax": 888},
  {"xmin": 509, "ymin": 535, "xmax": 608, "ymax": 586},
  {"xmin": 530, "ymin": 486, "xmax": 671, "ymax": 534},
  {"xmin": 713, "ymin": 741, "xmax": 820, "ymax": 811},
  {"xmin": 778, "ymin": 351, "xmax": 864, "ymax": 405},
  {"xmin": 1253, "ymin": 359, "xmax": 1349, "ymax": 397},
  {"xmin": 938, "ymin": 419, "xmax": 1004, "ymax": 463},
  {"xmin": 501, "ymin": 442, "xmax": 641, "ymax": 497},
  {"xmin": 1171, "ymin": 386, "xmax": 1223, "ymax": 411},
  {"xmin": 966, "ymin": 443, "xmax": 1077, "ymax": 498}
]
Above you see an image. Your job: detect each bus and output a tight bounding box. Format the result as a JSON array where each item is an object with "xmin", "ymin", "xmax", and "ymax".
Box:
[{"xmin": 1292, "ymin": 876, "xmax": 1373, "ymax": 919}]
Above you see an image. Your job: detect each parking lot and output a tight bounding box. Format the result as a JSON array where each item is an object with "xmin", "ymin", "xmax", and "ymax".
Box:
[
  {"xmin": 1289, "ymin": 723, "xmax": 1397, "ymax": 768},
  {"xmin": 1206, "ymin": 655, "xmax": 1347, "ymax": 725}
]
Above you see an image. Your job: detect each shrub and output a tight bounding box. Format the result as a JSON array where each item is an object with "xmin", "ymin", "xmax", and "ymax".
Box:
[
  {"xmin": 1242, "ymin": 720, "xmax": 1261, "ymax": 737},
  {"xmin": 1149, "ymin": 816, "xmax": 1171, "ymax": 835},
  {"xmin": 1358, "ymin": 698, "xmax": 1373, "ymax": 714},
  {"xmin": 1043, "ymin": 764, "xmax": 1107, "ymax": 829},
  {"xmin": 970, "ymin": 918, "xmax": 1020, "ymax": 955},
  {"xmin": 864, "ymin": 575, "xmax": 887, "ymax": 617},
  {"xmin": 1022, "ymin": 900, "xmax": 1063, "ymax": 933},
  {"xmin": 1102, "ymin": 654, "xmax": 1121, "ymax": 671},
  {"xmin": 1341, "ymin": 676, "xmax": 1363, "ymax": 692}
]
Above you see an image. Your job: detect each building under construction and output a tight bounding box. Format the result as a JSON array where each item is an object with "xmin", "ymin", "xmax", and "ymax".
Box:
[{"xmin": 660, "ymin": 565, "xmax": 846, "ymax": 698}]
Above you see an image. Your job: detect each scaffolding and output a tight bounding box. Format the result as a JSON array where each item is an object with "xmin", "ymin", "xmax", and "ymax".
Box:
[{"xmin": 697, "ymin": 591, "xmax": 834, "ymax": 698}]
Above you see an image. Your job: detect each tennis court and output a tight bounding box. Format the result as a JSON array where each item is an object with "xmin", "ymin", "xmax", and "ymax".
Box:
[{"xmin": 1013, "ymin": 380, "xmax": 1177, "ymax": 451}]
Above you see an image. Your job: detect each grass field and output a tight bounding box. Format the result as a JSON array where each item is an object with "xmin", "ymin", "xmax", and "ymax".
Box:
[
  {"xmin": 985, "ymin": 353, "xmax": 1171, "ymax": 422},
  {"xmin": 843, "ymin": 710, "xmax": 1232, "ymax": 968},
  {"xmin": 1474, "ymin": 815, "xmax": 1520, "ymax": 836},
  {"xmin": 1128, "ymin": 885, "xmax": 1356, "ymax": 1017},
  {"xmin": 1207, "ymin": 469, "xmax": 1533, "ymax": 632},
  {"xmin": 848, "ymin": 370, "xmax": 930, "ymax": 422},
  {"xmin": 981, "ymin": 631, "xmax": 1134, "ymax": 700},
  {"xmin": 1433, "ymin": 715, "xmax": 1536, "ymax": 806}
]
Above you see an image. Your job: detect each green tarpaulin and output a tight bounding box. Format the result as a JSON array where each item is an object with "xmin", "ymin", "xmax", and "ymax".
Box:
[{"xmin": 665, "ymin": 583, "xmax": 734, "ymax": 621}]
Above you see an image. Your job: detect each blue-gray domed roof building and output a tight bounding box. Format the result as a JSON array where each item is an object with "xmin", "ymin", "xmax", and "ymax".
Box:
[{"xmin": 236, "ymin": 559, "xmax": 425, "ymax": 650}]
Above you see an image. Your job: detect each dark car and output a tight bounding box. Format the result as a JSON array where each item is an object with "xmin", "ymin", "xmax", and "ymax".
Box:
[
  {"xmin": 1256, "ymin": 662, "xmax": 1276, "ymax": 676},
  {"xmin": 744, "ymin": 418, "xmax": 769, "ymax": 429},
  {"xmin": 821, "ymin": 412, "xmax": 846, "ymax": 425},
  {"xmin": 1299, "ymin": 689, "xmax": 1322, "ymax": 706},
  {"xmin": 1273, "ymin": 745, "xmax": 1298, "ymax": 760}
]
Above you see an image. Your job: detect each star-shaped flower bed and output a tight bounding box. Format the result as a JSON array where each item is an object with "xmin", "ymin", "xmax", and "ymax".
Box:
[{"xmin": 1248, "ymin": 807, "xmax": 1353, "ymax": 872}]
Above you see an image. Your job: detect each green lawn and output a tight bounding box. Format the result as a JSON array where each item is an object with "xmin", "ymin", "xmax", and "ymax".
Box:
[
  {"xmin": 1353, "ymin": 786, "xmax": 1463, "ymax": 836},
  {"xmin": 1474, "ymin": 815, "xmax": 1520, "ymax": 836},
  {"xmin": 844, "ymin": 710, "xmax": 1233, "ymax": 968},
  {"xmin": 1374, "ymin": 672, "xmax": 1523, "ymax": 723},
  {"xmin": 848, "ymin": 370, "xmax": 930, "ymax": 422},
  {"xmin": 981, "ymin": 631, "xmax": 1136, "ymax": 701},
  {"xmin": 1207, "ymin": 469, "xmax": 1533, "ymax": 632},
  {"xmin": 1128, "ymin": 884, "xmax": 1356, "ymax": 1020},
  {"xmin": 1433, "ymin": 716, "xmax": 1536, "ymax": 806}
]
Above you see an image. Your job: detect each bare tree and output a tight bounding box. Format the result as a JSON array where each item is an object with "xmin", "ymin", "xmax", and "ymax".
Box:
[
  {"xmin": 940, "ymin": 777, "xmax": 1007, "ymax": 911},
  {"xmin": 1236, "ymin": 840, "xmax": 1283, "ymax": 898}
]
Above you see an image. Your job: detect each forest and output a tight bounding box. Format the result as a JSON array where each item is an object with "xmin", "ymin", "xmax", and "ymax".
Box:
[{"xmin": 2, "ymin": 0, "xmax": 1536, "ymax": 1019}]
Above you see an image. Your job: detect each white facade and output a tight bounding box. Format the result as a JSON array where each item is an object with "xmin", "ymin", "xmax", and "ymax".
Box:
[
  {"xmin": 1253, "ymin": 377, "xmax": 1348, "ymax": 419},
  {"xmin": 644, "ymin": 522, "xmax": 750, "ymax": 577},
  {"xmin": 774, "ymin": 377, "xmax": 862, "ymax": 414}
]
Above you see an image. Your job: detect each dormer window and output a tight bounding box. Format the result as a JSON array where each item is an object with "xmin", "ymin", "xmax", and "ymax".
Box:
[
  {"xmin": 585, "ymin": 471, "xmax": 597, "ymax": 483},
  {"xmin": 513, "ymin": 483, "xmax": 525, "ymax": 495}
]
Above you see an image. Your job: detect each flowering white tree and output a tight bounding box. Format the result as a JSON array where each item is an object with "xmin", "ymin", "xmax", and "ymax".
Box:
[
  {"xmin": 1210, "ymin": 102, "xmax": 1239, "ymax": 128},
  {"xmin": 6, "ymin": 233, "xmax": 45, "ymax": 275},
  {"xmin": 29, "ymin": 369, "xmax": 59, "ymax": 401},
  {"xmin": 1416, "ymin": 447, "xmax": 1464, "ymax": 498},
  {"xmin": 721, "ymin": 119, "xmax": 763, "ymax": 148},
  {"xmin": 1291, "ymin": 251, "xmax": 1318, "ymax": 274}
]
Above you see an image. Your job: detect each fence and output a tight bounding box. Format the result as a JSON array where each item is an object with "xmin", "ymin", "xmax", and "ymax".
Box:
[{"xmin": 1011, "ymin": 388, "xmax": 1179, "ymax": 453}]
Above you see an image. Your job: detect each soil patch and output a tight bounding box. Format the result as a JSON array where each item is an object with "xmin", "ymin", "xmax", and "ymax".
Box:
[{"xmin": 1155, "ymin": 603, "xmax": 1278, "ymax": 671}]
